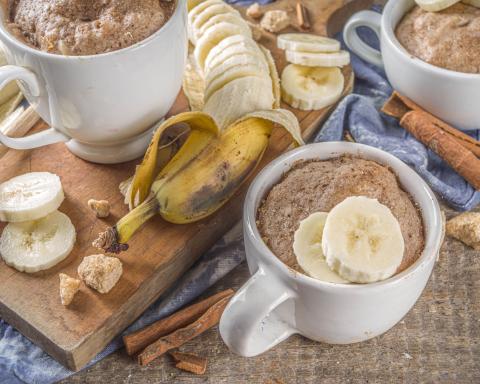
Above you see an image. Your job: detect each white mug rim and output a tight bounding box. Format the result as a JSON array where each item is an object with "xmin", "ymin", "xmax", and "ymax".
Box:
[
  {"xmin": 244, "ymin": 142, "xmax": 443, "ymax": 292},
  {"xmin": 382, "ymin": 0, "xmax": 480, "ymax": 79},
  {"xmin": 0, "ymin": 0, "xmax": 185, "ymax": 61}
]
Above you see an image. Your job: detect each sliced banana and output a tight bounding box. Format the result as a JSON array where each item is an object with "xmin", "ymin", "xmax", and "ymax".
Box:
[
  {"xmin": 207, "ymin": 43, "xmax": 265, "ymax": 75},
  {"xmin": 204, "ymin": 76, "xmax": 274, "ymax": 129},
  {"xmin": 415, "ymin": 0, "xmax": 461, "ymax": 11},
  {"xmin": 0, "ymin": 172, "xmax": 64, "ymax": 223},
  {"xmin": 293, "ymin": 212, "xmax": 349, "ymax": 283},
  {"xmin": 205, "ymin": 59, "xmax": 269, "ymax": 100},
  {"xmin": 0, "ymin": 211, "xmax": 76, "ymax": 273},
  {"xmin": 205, "ymin": 53, "xmax": 269, "ymax": 80},
  {"xmin": 194, "ymin": 22, "xmax": 253, "ymax": 70},
  {"xmin": 192, "ymin": 6, "xmax": 242, "ymax": 43},
  {"xmin": 188, "ymin": 0, "xmax": 223, "ymax": 28},
  {"xmin": 462, "ymin": 0, "xmax": 480, "ymax": 6},
  {"xmin": 285, "ymin": 50, "xmax": 350, "ymax": 67},
  {"xmin": 277, "ymin": 33, "xmax": 341, "ymax": 53},
  {"xmin": 322, "ymin": 196, "xmax": 404, "ymax": 284},
  {"xmin": 205, "ymin": 34, "xmax": 260, "ymax": 70},
  {"xmin": 259, "ymin": 45, "xmax": 281, "ymax": 109},
  {"xmin": 281, "ymin": 64, "xmax": 344, "ymax": 111}
]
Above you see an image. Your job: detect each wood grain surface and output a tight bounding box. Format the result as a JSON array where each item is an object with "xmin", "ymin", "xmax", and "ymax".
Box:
[
  {"xmin": 0, "ymin": 0, "xmax": 360, "ymax": 371},
  {"xmin": 61, "ymin": 204, "xmax": 480, "ymax": 383}
]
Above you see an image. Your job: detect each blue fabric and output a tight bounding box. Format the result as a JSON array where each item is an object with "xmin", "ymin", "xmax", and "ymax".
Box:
[{"xmin": 314, "ymin": 13, "xmax": 480, "ymax": 211}]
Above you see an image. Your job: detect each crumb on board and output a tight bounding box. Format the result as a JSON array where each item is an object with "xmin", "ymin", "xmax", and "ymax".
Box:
[
  {"xmin": 260, "ymin": 10, "xmax": 290, "ymax": 33},
  {"xmin": 78, "ymin": 254, "xmax": 122, "ymax": 294},
  {"xmin": 59, "ymin": 273, "xmax": 81, "ymax": 306},
  {"xmin": 446, "ymin": 212, "xmax": 480, "ymax": 250},
  {"xmin": 246, "ymin": 2, "xmax": 263, "ymax": 19}
]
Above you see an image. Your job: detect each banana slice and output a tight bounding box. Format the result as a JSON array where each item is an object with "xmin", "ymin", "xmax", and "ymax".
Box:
[
  {"xmin": 205, "ymin": 61, "xmax": 269, "ymax": 101},
  {"xmin": 281, "ymin": 64, "xmax": 344, "ymax": 111},
  {"xmin": 293, "ymin": 212, "xmax": 349, "ymax": 283},
  {"xmin": 277, "ymin": 33, "xmax": 341, "ymax": 53},
  {"xmin": 285, "ymin": 50, "xmax": 350, "ymax": 67},
  {"xmin": 188, "ymin": 0, "xmax": 223, "ymax": 28},
  {"xmin": 204, "ymin": 76, "xmax": 274, "ymax": 129},
  {"xmin": 207, "ymin": 43, "xmax": 265, "ymax": 75},
  {"xmin": 192, "ymin": 6, "xmax": 242, "ymax": 43},
  {"xmin": 0, "ymin": 172, "xmax": 64, "ymax": 223},
  {"xmin": 194, "ymin": 22, "xmax": 253, "ymax": 70},
  {"xmin": 259, "ymin": 45, "xmax": 281, "ymax": 109},
  {"xmin": 415, "ymin": 0, "xmax": 461, "ymax": 11},
  {"xmin": 205, "ymin": 34, "xmax": 260, "ymax": 70},
  {"xmin": 462, "ymin": 0, "xmax": 480, "ymax": 6},
  {"xmin": 205, "ymin": 53, "xmax": 269, "ymax": 80},
  {"xmin": 0, "ymin": 210, "xmax": 76, "ymax": 273},
  {"xmin": 322, "ymin": 196, "xmax": 404, "ymax": 284}
]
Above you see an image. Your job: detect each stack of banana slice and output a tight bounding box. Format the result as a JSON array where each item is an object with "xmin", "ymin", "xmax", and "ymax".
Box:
[
  {"xmin": 97, "ymin": 0, "xmax": 305, "ymax": 253},
  {"xmin": 277, "ymin": 33, "xmax": 350, "ymax": 111},
  {"xmin": 293, "ymin": 197, "xmax": 405, "ymax": 284},
  {"xmin": 415, "ymin": 0, "xmax": 479, "ymax": 12},
  {"xmin": 0, "ymin": 172, "xmax": 76, "ymax": 273}
]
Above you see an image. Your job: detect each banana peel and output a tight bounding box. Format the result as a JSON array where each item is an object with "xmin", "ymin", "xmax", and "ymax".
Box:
[{"xmin": 94, "ymin": 108, "xmax": 304, "ymax": 254}]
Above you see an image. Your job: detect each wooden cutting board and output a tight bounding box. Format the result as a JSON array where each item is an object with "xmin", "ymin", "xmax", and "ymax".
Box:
[{"xmin": 0, "ymin": 0, "xmax": 370, "ymax": 371}]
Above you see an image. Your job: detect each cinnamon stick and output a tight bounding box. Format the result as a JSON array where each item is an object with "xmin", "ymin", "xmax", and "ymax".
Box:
[
  {"xmin": 170, "ymin": 351, "xmax": 207, "ymax": 375},
  {"xmin": 137, "ymin": 295, "xmax": 232, "ymax": 365},
  {"xmin": 382, "ymin": 92, "xmax": 480, "ymax": 157},
  {"xmin": 123, "ymin": 289, "xmax": 234, "ymax": 355},
  {"xmin": 296, "ymin": 2, "xmax": 310, "ymax": 30},
  {"xmin": 401, "ymin": 110, "xmax": 480, "ymax": 190}
]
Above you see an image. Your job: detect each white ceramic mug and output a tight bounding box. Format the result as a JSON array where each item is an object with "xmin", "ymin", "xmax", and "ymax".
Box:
[
  {"xmin": 0, "ymin": 0, "xmax": 187, "ymax": 163},
  {"xmin": 220, "ymin": 142, "xmax": 443, "ymax": 357},
  {"xmin": 343, "ymin": 0, "xmax": 480, "ymax": 131}
]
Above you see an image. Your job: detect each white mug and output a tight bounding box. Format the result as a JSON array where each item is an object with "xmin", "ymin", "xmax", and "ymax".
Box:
[
  {"xmin": 0, "ymin": 0, "xmax": 187, "ymax": 163},
  {"xmin": 220, "ymin": 142, "xmax": 443, "ymax": 357},
  {"xmin": 343, "ymin": 0, "xmax": 480, "ymax": 131}
]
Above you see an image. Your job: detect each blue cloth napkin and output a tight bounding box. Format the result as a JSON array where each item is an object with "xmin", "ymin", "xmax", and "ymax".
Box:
[{"xmin": 1, "ymin": 3, "xmax": 479, "ymax": 384}]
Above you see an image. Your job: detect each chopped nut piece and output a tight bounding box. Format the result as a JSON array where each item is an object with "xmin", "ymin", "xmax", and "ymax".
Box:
[
  {"xmin": 88, "ymin": 199, "xmax": 110, "ymax": 218},
  {"xmin": 446, "ymin": 212, "xmax": 480, "ymax": 250},
  {"xmin": 59, "ymin": 273, "xmax": 81, "ymax": 306},
  {"xmin": 260, "ymin": 10, "xmax": 290, "ymax": 33},
  {"xmin": 78, "ymin": 254, "xmax": 122, "ymax": 294},
  {"xmin": 246, "ymin": 3, "xmax": 263, "ymax": 19}
]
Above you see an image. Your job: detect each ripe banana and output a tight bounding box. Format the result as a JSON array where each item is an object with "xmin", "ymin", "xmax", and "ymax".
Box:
[
  {"xmin": 95, "ymin": 109, "xmax": 303, "ymax": 253},
  {"xmin": 0, "ymin": 210, "xmax": 76, "ymax": 273},
  {"xmin": 293, "ymin": 212, "xmax": 348, "ymax": 283},
  {"xmin": 94, "ymin": 0, "xmax": 307, "ymax": 253},
  {"xmin": 0, "ymin": 172, "xmax": 64, "ymax": 222},
  {"xmin": 415, "ymin": 0, "xmax": 461, "ymax": 11},
  {"xmin": 277, "ymin": 33, "xmax": 341, "ymax": 53},
  {"xmin": 286, "ymin": 50, "xmax": 350, "ymax": 67},
  {"xmin": 281, "ymin": 64, "xmax": 344, "ymax": 111},
  {"xmin": 322, "ymin": 196, "xmax": 405, "ymax": 283}
]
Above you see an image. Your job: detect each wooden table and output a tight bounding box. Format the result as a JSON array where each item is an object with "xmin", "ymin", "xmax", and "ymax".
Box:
[{"xmin": 61, "ymin": 203, "xmax": 480, "ymax": 383}]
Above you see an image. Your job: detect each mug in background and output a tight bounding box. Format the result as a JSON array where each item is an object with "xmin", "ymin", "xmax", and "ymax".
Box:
[
  {"xmin": 343, "ymin": 0, "xmax": 480, "ymax": 131},
  {"xmin": 220, "ymin": 142, "xmax": 443, "ymax": 357},
  {"xmin": 0, "ymin": 0, "xmax": 187, "ymax": 163}
]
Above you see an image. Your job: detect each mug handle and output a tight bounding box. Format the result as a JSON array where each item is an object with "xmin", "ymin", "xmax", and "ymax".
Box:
[
  {"xmin": 0, "ymin": 65, "xmax": 69, "ymax": 150},
  {"xmin": 343, "ymin": 10, "xmax": 383, "ymax": 68},
  {"xmin": 219, "ymin": 268, "xmax": 296, "ymax": 356}
]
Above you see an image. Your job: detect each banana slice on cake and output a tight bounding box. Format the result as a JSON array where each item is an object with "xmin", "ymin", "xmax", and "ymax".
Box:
[
  {"xmin": 277, "ymin": 33, "xmax": 341, "ymax": 53},
  {"xmin": 0, "ymin": 210, "xmax": 76, "ymax": 273},
  {"xmin": 285, "ymin": 50, "xmax": 350, "ymax": 67},
  {"xmin": 293, "ymin": 212, "xmax": 349, "ymax": 283},
  {"xmin": 322, "ymin": 196, "xmax": 404, "ymax": 284},
  {"xmin": 194, "ymin": 22, "xmax": 253, "ymax": 70},
  {"xmin": 0, "ymin": 172, "xmax": 64, "ymax": 222},
  {"xmin": 281, "ymin": 64, "xmax": 344, "ymax": 110},
  {"xmin": 415, "ymin": 0, "xmax": 461, "ymax": 11}
]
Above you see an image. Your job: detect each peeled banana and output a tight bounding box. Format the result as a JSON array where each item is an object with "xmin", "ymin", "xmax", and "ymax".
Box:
[{"xmin": 94, "ymin": 0, "xmax": 305, "ymax": 253}]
